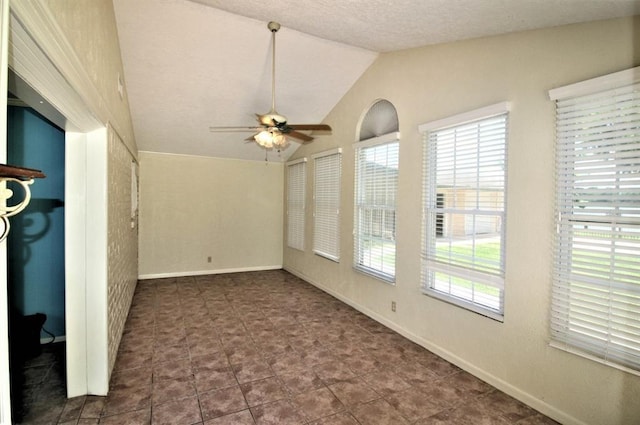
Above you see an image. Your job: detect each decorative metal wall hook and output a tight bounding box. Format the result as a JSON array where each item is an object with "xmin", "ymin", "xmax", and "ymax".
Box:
[{"xmin": 0, "ymin": 164, "xmax": 46, "ymax": 243}]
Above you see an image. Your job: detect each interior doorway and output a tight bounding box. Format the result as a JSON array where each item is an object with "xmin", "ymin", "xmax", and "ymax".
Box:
[
  {"xmin": 6, "ymin": 99, "xmax": 66, "ymax": 421},
  {"xmin": 2, "ymin": 5, "xmax": 113, "ymax": 423}
]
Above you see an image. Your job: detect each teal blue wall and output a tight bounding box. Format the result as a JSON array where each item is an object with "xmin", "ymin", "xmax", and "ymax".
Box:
[{"xmin": 7, "ymin": 106, "xmax": 65, "ymax": 339}]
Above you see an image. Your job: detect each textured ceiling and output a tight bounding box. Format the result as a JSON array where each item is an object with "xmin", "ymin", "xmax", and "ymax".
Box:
[
  {"xmin": 113, "ymin": 0, "xmax": 640, "ymax": 162},
  {"xmin": 192, "ymin": 0, "xmax": 640, "ymax": 52}
]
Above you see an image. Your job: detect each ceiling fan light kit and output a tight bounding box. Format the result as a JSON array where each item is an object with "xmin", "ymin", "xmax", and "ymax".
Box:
[
  {"xmin": 255, "ymin": 129, "xmax": 286, "ymax": 149},
  {"xmin": 209, "ymin": 21, "xmax": 331, "ymax": 151}
]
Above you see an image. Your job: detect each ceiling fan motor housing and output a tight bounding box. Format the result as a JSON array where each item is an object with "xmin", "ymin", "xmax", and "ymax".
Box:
[{"xmin": 258, "ymin": 112, "xmax": 287, "ymax": 127}]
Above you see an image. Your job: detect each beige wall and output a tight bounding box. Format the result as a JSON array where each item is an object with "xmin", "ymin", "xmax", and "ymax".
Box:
[
  {"xmin": 42, "ymin": 0, "xmax": 136, "ymax": 154},
  {"xmin": 106, "ymin": 129, "xmax": 138, "ymax": 374},
  {"xmin": 284, "ymin": 17, "xmax": 640, "ymax": 425},
  {"xmin": 138, "ymin": 152, "xmax": 284, "ymax": 277}
]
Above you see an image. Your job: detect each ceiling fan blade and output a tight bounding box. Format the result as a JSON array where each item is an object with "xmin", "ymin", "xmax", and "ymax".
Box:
[
  {"xmin": 289, "ymin": 124, "xmax": 332, "ymax": 131},
  {"xmin": 287, "ymin": 131, "xmax": 314, "ymax": 143},
  {"xmin": 209, "ymin": 126, "xmax": 258, "ymax": 132}
]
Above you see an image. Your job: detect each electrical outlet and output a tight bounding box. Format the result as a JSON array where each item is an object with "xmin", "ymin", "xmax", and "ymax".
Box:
[
  {"xmin": 391, "ymin": 301, "xmax": 396, "ymax": 312},
  {"xmin": 207, "ymin": 256, "xmax": 212, "ymax": 263}
]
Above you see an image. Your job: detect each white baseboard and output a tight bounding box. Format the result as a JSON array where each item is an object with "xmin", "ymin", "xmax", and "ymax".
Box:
[
  {"xmin": 138, "ymin": 264, "xmax": 283, "ymax": 280},
  {"xmin": 284, "ymin": 266, "xmax": 583, "ymax": 425}
]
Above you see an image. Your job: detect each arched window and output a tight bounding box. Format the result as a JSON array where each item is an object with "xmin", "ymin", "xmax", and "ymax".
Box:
[
  {"xmin": 353, "ymin": 100, "xmax": 400, "ymax": 282},
  {"xmin": 358, "ymin": 99, "xmax": 399, "ymax": 141}
]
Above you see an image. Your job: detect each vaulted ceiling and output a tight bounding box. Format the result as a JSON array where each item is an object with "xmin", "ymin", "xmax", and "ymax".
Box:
[{"xmin": 113, "ymin": 0, "xmax": 640, "ymax": 162}]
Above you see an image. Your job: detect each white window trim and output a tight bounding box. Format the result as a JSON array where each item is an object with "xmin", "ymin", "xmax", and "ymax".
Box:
[
  {"xmin": 548, "ymin": 66, "xmax": 640, "ymax": 100},
  {"xmin": 419, "ymin": 102, "xmax": 510, "ymax": 321},
  {"xmin": 286, "ymin": 157, "xmax": 308, "ymax": 166},
  {"xmin": 311, "ymin": 147, "xmax": 342, "ymax": 160},
  {"xmin": 353, "ymin": 132, "xmax": 400, "ymax": 149},
  {"xmin": 418, "ymin": 102, "xmax": 510, "ymax": 133}
]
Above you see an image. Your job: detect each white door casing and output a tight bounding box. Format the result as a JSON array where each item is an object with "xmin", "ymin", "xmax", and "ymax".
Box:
[{"xmin": 0, "ymin": 0, "xmax": 12, "ymax": 422}]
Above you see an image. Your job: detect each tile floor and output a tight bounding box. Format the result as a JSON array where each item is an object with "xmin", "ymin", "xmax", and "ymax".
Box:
[
  {"xmin": 13, "ymin": 270, "xmax": 559, "ymax": 424},
  {"xmin": 10, "ymin": 341, "xmax": 69, "ymax": 424}
]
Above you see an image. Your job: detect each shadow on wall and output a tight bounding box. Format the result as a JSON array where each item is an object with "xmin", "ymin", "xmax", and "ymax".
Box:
[{"xmin": 7, "ymin": 105, "xmax": 65, "ymax": 346}]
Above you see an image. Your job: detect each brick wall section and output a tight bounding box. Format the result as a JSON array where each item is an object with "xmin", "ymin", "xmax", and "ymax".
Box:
[{"xmin": 107, "ymin": 128, "xmax": 139, "ymax": 375}]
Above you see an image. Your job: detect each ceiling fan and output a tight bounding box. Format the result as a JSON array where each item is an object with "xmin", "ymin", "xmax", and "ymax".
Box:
[{"xmin": 209, "ymin": 21, "xmax": 331, "ymax": 150}]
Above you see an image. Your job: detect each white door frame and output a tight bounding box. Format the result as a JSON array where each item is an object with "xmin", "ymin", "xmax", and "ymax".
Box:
[{"xmin": 64, "ymin": 130, "xmax": 109, "ymax": 397}]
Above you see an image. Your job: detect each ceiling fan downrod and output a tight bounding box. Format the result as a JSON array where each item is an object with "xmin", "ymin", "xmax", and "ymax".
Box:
[{"xmin": 262, "ymin": 21, "xmax": 284, "ymax": 125}]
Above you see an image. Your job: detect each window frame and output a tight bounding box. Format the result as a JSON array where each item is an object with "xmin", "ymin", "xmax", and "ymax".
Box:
[
  {"xmin": 286, "ymin": 157, "xmax": 307, "ymax": 251},
  {"xmin": 419, "ymin": 102, "xmax": 510, "ymax": 321},
  {"xmin": 312, "ymin": 148, "xmax": 342, "ymax": 262},
  {"xmin": 353, "ymin": 132, "xmax": 400, "ymax": 283},
  {"xmin": 548, "ymin": 66, "xmax": 640, "ymax": 374}
]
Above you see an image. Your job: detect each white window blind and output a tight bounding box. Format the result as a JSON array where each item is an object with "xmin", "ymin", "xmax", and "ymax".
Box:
[
  {"xmin": 550, "ymin": 67, "xmax": 640, "ymax": 373},
  {"xmin": 131, "ymin": 161, "xmax": 138, "ymax": 228},
  {"xmin": 313, "ymin": 149, "xmax": 342, "ymax": 261},
  {"xmin": 287, "ymin": 158, "xmax": 306, "ymax": 251},
  {"xmin": 354, "ymin": 133, "xmax": 399, "ymax": 282},
  {"xmin": 420, "ymin": 103, "xmax": 509, "ymax": 320}
]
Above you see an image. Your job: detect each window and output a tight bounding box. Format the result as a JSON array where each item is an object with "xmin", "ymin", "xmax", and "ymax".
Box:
[
  {"xmin": 131, "ymin": 161, "xmax": 138, "ymax": 228},
  {"xmin": 286, "ymin": 158, "xmax": 306, "ymax": 251},
  {"xmin": 354, "ymin": 133, "xmax": 399, "ymax": 282},
  {"xmin": 549, "ymin": 67, "xmax": 640, "ymax": 373},
  {"xmin": 313, "ymin": 149, "xmax": 342, "ymax": 261},
  {"xmin": 419, "ymin": 102, "xmax": 510, "ymax": 320}
]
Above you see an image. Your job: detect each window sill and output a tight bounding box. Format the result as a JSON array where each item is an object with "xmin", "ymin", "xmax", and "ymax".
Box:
[
  {"xmin": 422, "ymin": 288, "xmax": 504, "ymax": 322},
  {"xmin": 354, "ymin": 265, "xmax": 395, "ymax": 285}
]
